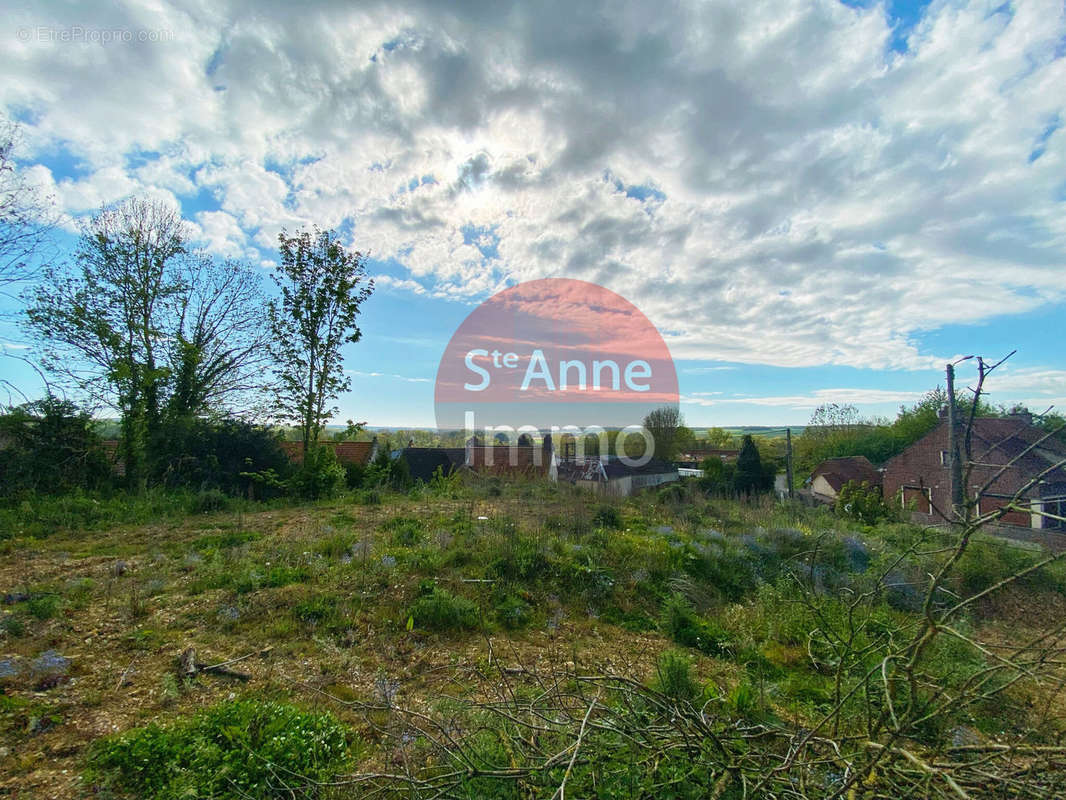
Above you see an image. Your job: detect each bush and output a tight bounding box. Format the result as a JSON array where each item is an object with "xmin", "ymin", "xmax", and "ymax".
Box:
[
  {"xmin": 591, "ymin": 505, "xmax": 622, "ymax": 529},
  {"xmin": 288, "ymin": 446, "xmax": 346, "ymax": 499},
  {"xmin": 494, "ymin": 594, "xmax": 532, "ymax": 630},
  {"xmin": 835, "ymin": 480, "xmax": 894, "ymax": 525},
  {"xmin": 189, "ymin": 489, "xmax": 230, "ymax": 515},
  {"xmin": 653, "ymin": 649, "xmax": 701, "ymax": 703},
  {"xmin": 407, "ymin": 587, "xmax": 479, "ymax": 632},
  {"xmin": 341, "ymin": 461, "xmax": 365, "ymax": 489},
  {"xmin": 152, "ymin": 417, "xmax": 290, "ymax": 498},
  {"xmin": 28, "ymin": 593, "xmax": 62, "ymax": 620},
  {"xmin": 0, "ymin": 398, "xmax": 113, "ymax": 498},
  {"xmin": 87, "ymin": 698, "xmax": 355, "ymax": 799},
  {"xmin": 660, "ymin": 594, "xmax": 733, "ymax": 657}
]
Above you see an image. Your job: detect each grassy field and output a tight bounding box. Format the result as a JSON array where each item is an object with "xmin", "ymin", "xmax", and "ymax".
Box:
[{"xmin": 1, "ymin": 479, "xmax": 1064, "ymax": 798}]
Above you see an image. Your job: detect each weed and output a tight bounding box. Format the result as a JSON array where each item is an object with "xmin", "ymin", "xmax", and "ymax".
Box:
[
  {"xmin": 87, "ymin": 698, "xmax": 356, "ymax": 799},
  {"xmin": 653, "ymin": 649, "xmax": 701, "ymax": 703},
  {"xmin": 408, "ymin": 587, "xmax": 479, "ymax": 632},
  {"xmin": 27, "ymin": 593, "xmax": 62, "ymax": 620},
  {"xmin": 661, "ymin": 594, "xmax": 733, "ymax": 657},
  {"xmin": 189, "ymin": 489, "xmax": 231, "ymax": 515}
]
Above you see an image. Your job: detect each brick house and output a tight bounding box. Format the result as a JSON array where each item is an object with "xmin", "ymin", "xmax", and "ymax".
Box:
[
  {"xmin": 808, "ymin": 456, "xmax": 881, "ymax": 502},
  {"xmin": 280, "ymin": 439, "xmax": 377, "ymax": 467},
  {"xmin": 882, "ymin": 412, "xmax": 1066, "ymax": 531}
]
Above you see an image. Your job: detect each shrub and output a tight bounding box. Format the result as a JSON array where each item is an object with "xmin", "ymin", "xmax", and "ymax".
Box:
[
  {"xmin": 835, "ymin": 481, "xmax": 894, "ymax": 525},
  {"xmin": 407, "ymin": 587, "xmax": 479, "ymax": 632},
  {"xmin": 152, "ymin": 417, "xmax": 290, "ymax": 498},
  {"xmin": 189, "ymin": 489, "xmax": 230, "ymax": 515},
  {"xmin": 661, "ymin": 594, "xmax": 733, "ymax": 657},
  {"xmin": 28, "ymin": 593, "xmax": 62, "ymax": 620},
  {"xmin": 494, "ymin": 594, "xmax": 532, "ymax": 630},
  {"xmin": 288, "ymin": 446, "xmax": 346, "ymax": 499},
  {"xmin": 0, "ymin": 397, "xmax": 112, "ymax": 498},
  {"xmin": 591, "ymin": 505, "xmax": 622, "ymax": 529},
  {"xmin": 344, "ymin": 462, "xmax": 366, "ymax": 489},
  {"xmin": 653, "ymin": 649, "xmax": 700, "ymax": 703},
  {"xmin": 87, "ymin": 698, "xmax": 355, "ymax": 799}
]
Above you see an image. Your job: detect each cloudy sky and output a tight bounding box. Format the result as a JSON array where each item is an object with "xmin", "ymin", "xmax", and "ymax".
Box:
[{"xmin": 1, "ymin": 0, "xmax": 1064, "ymax": 427}]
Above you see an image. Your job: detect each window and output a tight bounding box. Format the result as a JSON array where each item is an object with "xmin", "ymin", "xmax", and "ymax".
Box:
[
  {"xmin": 939, "ymin": 450, "xmax": 949, "ymax": 466},
  {"xmin": 978, "ymin": 494, "xmax": 1032, "ymax": 528},
  {"xmin": 1043, "ymin": 497, "xmax": 1066, "ymax": 531}
]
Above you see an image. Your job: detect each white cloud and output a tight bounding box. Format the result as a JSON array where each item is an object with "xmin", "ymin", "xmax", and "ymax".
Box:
[
  {"xmin": 719, "ymin": 388, "xmax": 928, "ymax": 409},
  {"xmin": 347, "ymin": 369, "xmax": 431, "ymax": 384},
  {"xmin": 2, "ymin": 0, "xmax": 1063, "ymax": 387}
]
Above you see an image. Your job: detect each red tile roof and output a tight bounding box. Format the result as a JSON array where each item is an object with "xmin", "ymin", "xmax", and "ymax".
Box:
[
  {"xmin": 811, "ymin": 456, "xmax": 880, "ymax": 492},
  {"xmin": 281, "ymin": 440, "xmax": 374, "ymax": 466}
]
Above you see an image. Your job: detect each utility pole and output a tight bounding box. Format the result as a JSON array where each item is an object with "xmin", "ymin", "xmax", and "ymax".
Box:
[
  {"xmin": 785, "ymin": 427, "xmax": 795, "ymax": 500},
  {"xmin": 946, "ymin": 362, "xmax": 965, "ymax": 522}
]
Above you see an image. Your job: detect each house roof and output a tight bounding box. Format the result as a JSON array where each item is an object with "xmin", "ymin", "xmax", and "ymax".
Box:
[
  {"xmin": 882, "ymin": 415, "xmax": 1066, "ymax": 499},
  {"xmin": 280, "ymin": 440, "xmax": 374, "ymax": 466},
  {"xmin": 966, "ymin": 417, "xmax": 1066, "ymax": 489},
  {"xmin": 395, "ymin": 447, "xmax": 458, "ymax": 483},
  {"xmin": 557, "ymin": 457, "xmax": 678, "ymax": 483},
  {"xmin": 463, "ymin": 445, "xmax": 551, "ymax": 477},
  {"xmin": 811, "ymin": 456, "xmax": 881, "ymax": 492}
]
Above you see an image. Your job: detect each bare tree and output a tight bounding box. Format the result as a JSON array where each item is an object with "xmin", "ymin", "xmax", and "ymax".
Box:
[
  {"xmin": 0, "ymin": 118, "xmax": 55, "ymax": 291},
  {"xmin": 163, "ymin": 255, "xmax": 271, "ymax": 420}
]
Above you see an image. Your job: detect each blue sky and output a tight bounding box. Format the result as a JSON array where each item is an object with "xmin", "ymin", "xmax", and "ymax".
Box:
[{"xmin": 2, "ymin": 0, "xmax": 1064, "ymax": 428}]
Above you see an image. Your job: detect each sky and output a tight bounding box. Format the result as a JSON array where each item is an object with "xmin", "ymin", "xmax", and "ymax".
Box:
[{"xmin": 1, "ymin": 0, "xmax": 1064, "ymax": 428}]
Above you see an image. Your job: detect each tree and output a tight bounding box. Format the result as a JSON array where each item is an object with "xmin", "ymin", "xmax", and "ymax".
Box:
[
  {"xmin": 704, "ymin": 426, "xmax": 734, "ymax": 448},
  {"xmin": 27, "ymin": 198, "xmax": 186, "ymax": 486},
  {"xmin": 642, "ymin": 406, "xmax": 684, "ymax": 462},
  {"xmin": 267, "ymin": 228, "xmax": 373, "ymax": 454},
  {"xmin": 733, "ymin": 434, "xmax": 766, "ymax": 495},
  {"xmin": 0, "ymin": 119, "xmax": 55, "ymax": 290},
  {"xmin": 807, "ymin": 402, "xmax": 863, "ymax": 435},
  {"xmin": 162, "ymin": 256, "xmax": 271, "ymax": 421},
  {"xmin": 698, "ymin": 455, "xmax": 735, "ymax": 495},
  {"xmin": 27, "ymin": 197, "xmax": 270, "ymax": 487}
]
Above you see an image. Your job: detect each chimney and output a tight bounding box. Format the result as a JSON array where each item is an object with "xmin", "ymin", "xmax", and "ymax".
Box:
[{"xmin": 938, "ymin": 405, "xmax": 949, "ymax": 420}]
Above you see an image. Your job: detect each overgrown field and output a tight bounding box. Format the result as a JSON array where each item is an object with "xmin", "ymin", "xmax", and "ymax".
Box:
[{"xmin": 1, "ymin": 479, "xmax": 1064, "ymax": 798}]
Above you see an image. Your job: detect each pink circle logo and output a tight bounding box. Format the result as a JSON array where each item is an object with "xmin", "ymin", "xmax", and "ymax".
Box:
[{"xmin": 434, "ymin": 278, "xmax": 678, "ymax": 462}]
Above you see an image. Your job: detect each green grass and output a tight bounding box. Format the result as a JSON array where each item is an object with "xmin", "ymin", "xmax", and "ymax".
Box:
[
  {"xmin": 86, "ymin": 698, "xmax": 356, "ymax": 799},
  {"xmin": 0, "ymin": 478, "xmax": 1060, "ymax": 797}
]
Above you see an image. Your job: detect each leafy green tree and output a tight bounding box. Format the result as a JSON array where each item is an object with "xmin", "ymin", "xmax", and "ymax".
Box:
[
  {"xmin": 642, "ymin": 406, "xmax": 684, "ymax": 462},
  {"xmin": 733, "ymin": 434, "xmax": 768, "ymax": 495},
  {"xmin": 704, "ymin": 427, "xmax": 735, "ymax": 448},
  {"xmin": 27, "ymin": 199, "xmax": 186, "ymax": 487},
  {"xmin": 267, "ymin": 228, "xmax": 374, "ymax": 455},
  {"xmin": 698, "ymin": 455, "xmax": 735, "ymax": 495},
  {"xmin": 27, "ymin": 198, "xmax": 270, "ymax": 488}
]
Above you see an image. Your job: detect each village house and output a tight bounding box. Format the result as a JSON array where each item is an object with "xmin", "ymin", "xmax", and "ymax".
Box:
[
  {"xmin": 808, "ymin": 456, "xmax": 881, "ymax": 503},
  {"xmin": 280, "ymin": 439, "xmax": 377, "ymax": 467},
  {"xmin": 882, "ymin": 411, "xmax": 1066, "ymax": 533},
  {"xmin": 390, "ymin": 434, "xmax": 678, "ymax": 496},
  {"xmin": 555, "ymin": 455, "xmax": 679, "ymax": 496}
]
